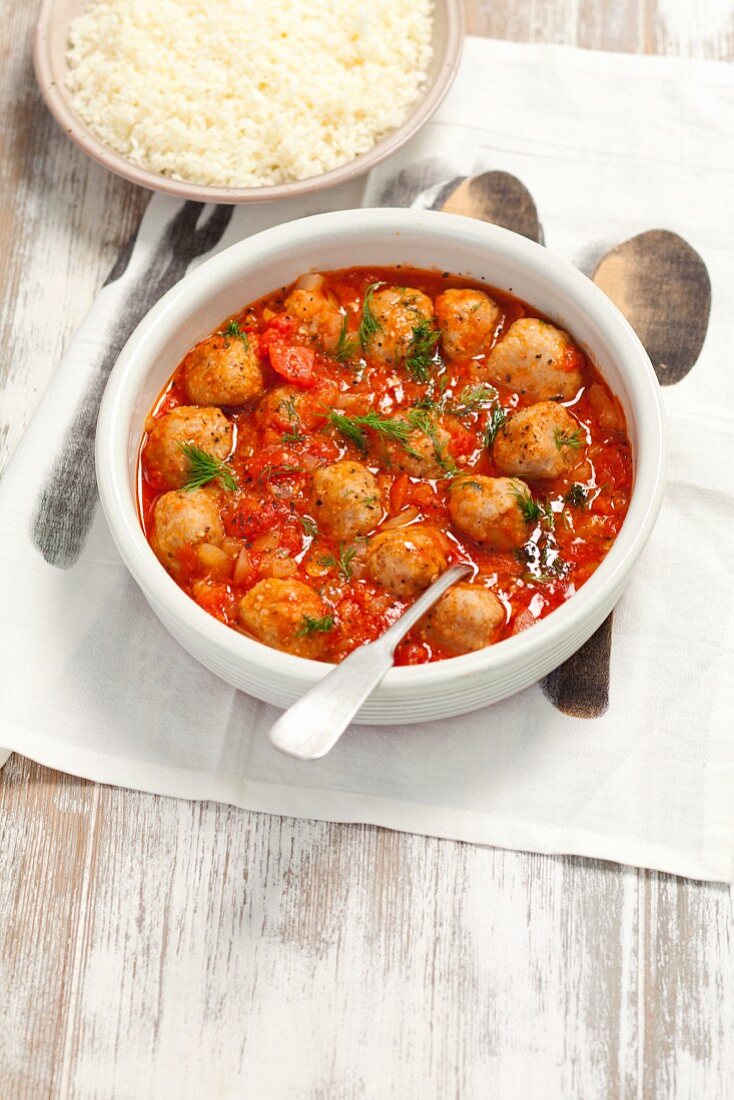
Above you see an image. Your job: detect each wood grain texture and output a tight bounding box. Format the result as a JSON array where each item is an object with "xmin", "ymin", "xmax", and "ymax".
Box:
[{"xmin": 1, "ymin": 3, "xmax": 733, "ymax": 1098}]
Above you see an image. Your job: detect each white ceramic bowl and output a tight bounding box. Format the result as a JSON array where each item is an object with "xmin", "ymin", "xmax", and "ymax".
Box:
[{"xmin": 96, "ymin": 208, "xmax": 666, "ymax": 724}]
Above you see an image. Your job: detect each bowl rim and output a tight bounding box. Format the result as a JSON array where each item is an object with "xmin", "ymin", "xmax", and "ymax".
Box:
[
  {"xmin": 34, "ymin": 0, "xmax": 464, "ymax": 204},
  {"xmin": 96, "ymin": 207, "xmax": 667, "ymax": 692}
]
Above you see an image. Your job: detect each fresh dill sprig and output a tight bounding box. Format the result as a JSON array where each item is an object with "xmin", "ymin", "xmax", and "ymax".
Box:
[
  {"xmin": 296, "ymin": 614, "xmax": 335, "ymax": 638},
  {"xmin": 335, "ymin": 314, "xmax": 358, "ymax": 363},
  {"xmin": 277, "ymin": 397, "xmax": 303, "ymax": 443},
  {"xmin": 565, "ymin": 483, "xmax": 587, "ymax": 508},
  {"xmin": 511, "ymin": 482, "xmax": 543, "ymax": 523},
  {"xmin": 412, "ymin": 375, "xmax": 450, "ymax": 412},
  {"xmin": 540, "ymin": 501, "xmax": 556, "ymax": 529},
  {"xmin": 523, "ymin": 549, "xmax": 567, "ymax": 584},
  {"xmin": 178, "ymin": 443, "xmax": 238, "ymax": 492},
  {"xmin": 449, "ymin": 384, "xmax": 498, "ymax": 417},
  {"xmin": 296, "ymin": 515, "xmax": 319, "ymax": 538},
  {"xmin": 220, "ymin": 319, "xmax": 250, "ymax": 350},
  {"xmin": 327, "ymin": 410, "xmax": 369, "ymax": 449},
  {"xmin": 358, "ymin": 282, "xmax": 383, "ymax": 350},
  {"xmin": 404, "ymin": 319, "xmax": 440, "ymax": 382},
  {"xmin": 319, "ymin": 543, "xmax": 358, "ymax": 581},
  {"xmin": 554, "ymin": 428, "xmax": 583, "ymax": 450},
  {"xmin": 277, "ymin": 395, "xmax": 299, "ymax": 425},
  {"xmin": 328, "ymin": 409, "xmax": 421, "ymax": 458},
  {"xmin": 412, "ymin": 393, "xmax": 440, "ymax": 411},
  {"xmin": 404, "ymin": 409, "xmax": 456, "ymax": 473},
  {"xmin": 484, "ymin": 405, "xmax": 507, "ymax": 447},
  {"xmin": 518, "ymin": 540, "xmax": 567, "ymax": 584}
]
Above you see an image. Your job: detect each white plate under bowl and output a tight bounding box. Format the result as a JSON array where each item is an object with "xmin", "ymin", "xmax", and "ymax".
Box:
[{"xmin": 95, "ymin": 208, "xmax": 666, "ymax": 724}]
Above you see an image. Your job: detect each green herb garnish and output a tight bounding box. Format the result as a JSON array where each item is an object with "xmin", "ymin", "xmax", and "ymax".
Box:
[
  {"xmin": 512, "ymin": 482, "xmax": 543, "ymax": 523},
  {"xmin": 484, "ymin": 405, "xmax": 507, "ymax": 447},
  {"xmin": 328, "ymin": 409, "xmax": 421, "ymax": 458},
  {"xmin": 335, "ymin": 313, "xmax": 358, "ymax": 364},
  {"xmin": 296, "ymin": 515, "xmax": 319, "ymax": 538},
  {"xmin": 358, "ymin": 282, "xmax": 383, "ymax": 351},
  {"xmin": 405, "ymin": 319, "xmax": 440, "ymax": 382},
  {"xmin": 450, "ymin": 384, "xmax": 497, "ymax": 417},
  {"xmin": 278, "ymin": 395, "xmax": 299, "ymax": 421},
  {"xmin": 404, "ymin": 409, "xmax": 456, "ymax": 473},
  {"xmin": 179, "ymin": 444, "xmax": 238, "ymax": 492},
  {"xmin": 319, "ymin": 543, "xmax": 358, "ymax": 581},
  {"xmin": 296, "ymin": 614, "xmax": 335, "ymax": 638},
  {"xmin": 554, "ymin": 428, "xmax": 583, "ymax": 450},
  {"xmin": 540, "ymin": 501, "xmax": 556, "ymax": 529},
  {"xmin": 220, "ymin": 319, "xmax": 250, "ymax": 350},
  {"xmin": 278, "ymin": 396, "xmax": 302, "ymax": 442},
  {"xmin": 565, "ymin": 483, "xmax": 587, "ymax": 508}
]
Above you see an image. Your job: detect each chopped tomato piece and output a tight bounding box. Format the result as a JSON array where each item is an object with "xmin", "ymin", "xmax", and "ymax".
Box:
[
  {"xmin": 260, "ymin": 316, "xmax": 295, "ymax": 348},
  {"xmin": 222, "ymin": 496, "xmax": 288, "ymax": 541},
  {"xmin": 390, "ymin": 473, "xmax": 410, "ymax": 513},
  {"xmin": 446, "ymin": 420, "xmax": 477, "ymax": 457},
  {"xmin": 562, "ymin": 345, "xmax": 586, "ymax": 374},
  {"xmin": 242, "ymin": 444, "xmax": 302, "ymax": 484},
  {"xmin": 267, "ymin": 336, "xmax": 316, "ymax": 388}
]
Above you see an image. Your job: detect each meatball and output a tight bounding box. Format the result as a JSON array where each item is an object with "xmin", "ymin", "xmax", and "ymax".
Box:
[
  {"xmin": 493, "ymin": 401, "xmax": 584, "ymax": 480},
  {"xmin": 256, "ymin": 385, "xmax": 328, "ymax": 435},
  {"xmin": 423, "ymin": 584, "xmax": 505, "ymax": 655},
  {"xmin": 435, "ymin": 289, "xmax": 501, "ymax": 360},
  {"xmin": 382, "ymin": 413, "xmax": 453, "ymax": 478},
  {"xmin": 366, "ymin": 286, "xmax": 435, "ymax": 366},
  {"xmin": 184, "ymin": 329, "xmax": 264, "ymax": 406},
  {"xmin": 482, "ymin": 318, "xmax": 584, "ymax": 400},
  {"xmin": 366, "ymin": 525, "xmax": 448, "ymax": 597},
  {"xmin": 145, "ymin": 406, "xmax": 233, "ymax": 489},
  {"xmin": 311, "ymin": 461, "xmax": 381, "ymax": 541},
  {"xmin": 284, "ymin": 287, "xmax": 343, "ymax": 354},
  {"xmin": 150, "ymin": 488, "xmax": 224, "ymax": 573},
  {"xmin": 238, "ymin": 578, "xmax": 330, "ymax": 659},
  {"xmin": 448, "ymin": 475, "xmax": 532, "ymax": 549}
]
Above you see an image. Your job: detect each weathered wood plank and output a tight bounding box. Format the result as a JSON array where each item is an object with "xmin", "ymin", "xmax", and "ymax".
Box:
[
  {"xmin": 0, "ymin": 757, "xmax": 97, "ymax": 1097},
  {"xmin": 464, "ymin": 0, "xmax": 643, "ymax": 52},
  {"xmin": 0, "ymin": 0, "xmax": 148, "ymax": 469}
]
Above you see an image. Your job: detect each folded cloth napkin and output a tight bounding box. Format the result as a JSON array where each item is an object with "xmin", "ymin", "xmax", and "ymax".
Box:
[{"xmin": 1, "ymin": 39, "xmax": 733, "ymax": 882}]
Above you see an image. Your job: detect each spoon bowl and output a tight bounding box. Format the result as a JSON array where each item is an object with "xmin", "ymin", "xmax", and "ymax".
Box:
[{"xmin": 269, "ymin": 564, "xmax": 472, "ymax": 760}]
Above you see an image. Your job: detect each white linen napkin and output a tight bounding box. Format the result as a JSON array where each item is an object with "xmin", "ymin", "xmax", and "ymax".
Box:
[{"xmin": 1, "ymin": 39, "xmax": 733, "ymax": 882}]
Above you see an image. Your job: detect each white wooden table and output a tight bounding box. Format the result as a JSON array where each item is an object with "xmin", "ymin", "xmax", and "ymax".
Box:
[{"xmin": 1, "ymin": 3, "xmax": 732, "ymax": 1097}]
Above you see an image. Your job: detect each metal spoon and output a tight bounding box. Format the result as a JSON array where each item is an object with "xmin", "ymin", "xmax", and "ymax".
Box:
[{"xmin": 268, "ymin": 563, "xmax": 472, "ymax": 760}]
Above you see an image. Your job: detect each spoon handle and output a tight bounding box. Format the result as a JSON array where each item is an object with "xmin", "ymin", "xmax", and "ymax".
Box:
[{"xmin": 268, "ymin": 564, "xmax": 471, "ymax": 760}]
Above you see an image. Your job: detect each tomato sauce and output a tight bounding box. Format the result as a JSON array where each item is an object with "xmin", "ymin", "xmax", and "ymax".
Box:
[{"xmin": 138, "ymin": 267, "xmax": 633, "ymax": 665}]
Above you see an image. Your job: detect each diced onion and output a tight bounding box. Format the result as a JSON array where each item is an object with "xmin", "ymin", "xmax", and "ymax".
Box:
[
  {"xmin": 380, "ymin": 506, "xmax": 420, "ymax": 530},
  {"xmin": 334, "ymin": 393, "xmax": 364, "ymax": 410},
  {"xmin": 232, "ymin": 547, "xmax": 252, "ymax": 584},
  {"xmin": 294, "ymin": 273, "xmax": 325, "ymax": 292},
  {"xmin": 221, "ymin": 537, "xmax": 243, "ymax": 557},
  {"xmin": 252, "ymin": 530, "xmax": 280, "ymax": 552},
  {"xmin": 270, "ymin": 557, "xmax": 298, "ymax": 578},
  {"xmin": 196, "ymin": 543, "xmax": 231, "ymax": 575}
]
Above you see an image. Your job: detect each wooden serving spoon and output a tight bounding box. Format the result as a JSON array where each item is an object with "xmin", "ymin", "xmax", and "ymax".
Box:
[
  {"xmin": 438, "ymin": 170, "xmax": 543, "ymax": 242},
  {"xmin": 433, "ymin": 175, "xmax": 710, "ymax": 717}
]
